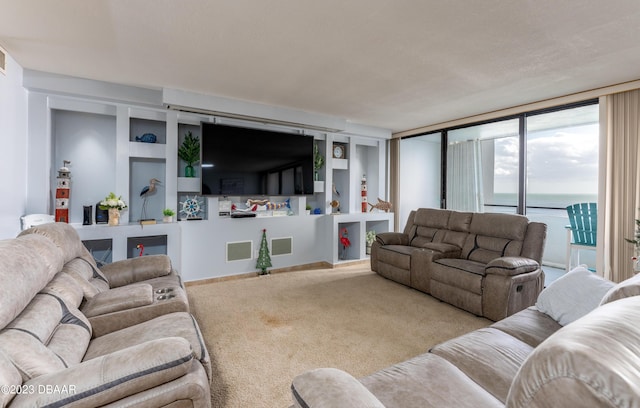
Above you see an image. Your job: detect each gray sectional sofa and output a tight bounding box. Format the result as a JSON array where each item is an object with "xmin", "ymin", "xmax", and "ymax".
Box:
[
  {"xmin": 371, "ymin": 208, "xmax": 547, "ymax": 321},
  {"xmin": 292, "ymin": 267, "xmax": 640, "ymax": 407},
  {"xmin": 0, "ymin": 223, "xmax": 211, "ymax": 407}
]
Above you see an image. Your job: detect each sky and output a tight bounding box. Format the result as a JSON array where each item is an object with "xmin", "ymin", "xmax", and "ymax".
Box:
[{"xmin": 494, "ymin": 123, "xmax": 599, "ymax": 196}]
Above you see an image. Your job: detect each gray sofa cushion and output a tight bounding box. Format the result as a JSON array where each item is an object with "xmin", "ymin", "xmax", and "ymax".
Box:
[
  {"xmin": 431, "ymin": 327, "xmax": 534, "ymax": 403},
  {"xmin": 0, "ymin": 293, "xmax": 91, "ymax": 380},
  {"xmin": 85, "ymin": 311, "xmax": 211, "ymax": 381},
  {"xmin": 490, "ymin": 306, "xmax": 562, "ymax": 348},
  {"xmin": 360, "ymin": 352, "xmax": 502, "ymax": 408},
  {"xmin": 600, "ymin": 271, "xmax": 640, "ymax": 305},
  {"xmin": 0, "ymin": 235, "xmax": 64, "ymax": 328},
  {"xmin": 507, "ymin": 296, "xmax": 640, "ymax": 408}
]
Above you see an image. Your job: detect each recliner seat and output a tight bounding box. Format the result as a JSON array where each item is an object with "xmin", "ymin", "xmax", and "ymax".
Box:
[{"xmin": 371, "ymin": 208, "xmax": 546, "ymax": 321}]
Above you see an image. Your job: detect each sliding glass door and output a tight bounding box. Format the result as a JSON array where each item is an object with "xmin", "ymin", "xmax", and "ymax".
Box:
[{"xmin": 447, "ymin": 118, "xmax": 520, "ymax": 213}]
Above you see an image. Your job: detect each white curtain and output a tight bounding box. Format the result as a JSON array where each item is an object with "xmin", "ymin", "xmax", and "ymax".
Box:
[
  {"xmin": 604, "ymin": 89, "xmax": 640, "ymax": 282},
  {"xmin": 447, "ymin": 140, "xmax": 484, "ymax": 212}
]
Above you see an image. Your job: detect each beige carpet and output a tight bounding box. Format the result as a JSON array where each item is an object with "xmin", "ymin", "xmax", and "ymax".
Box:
[{"xmin": 187, "ymin": 265, "xmax": 490, "ymax": 408}]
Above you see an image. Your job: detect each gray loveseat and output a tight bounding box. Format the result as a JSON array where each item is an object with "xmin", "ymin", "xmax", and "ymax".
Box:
[
  {"xmin": 371, "ymin": 208, "xmax": 547, "ymax": 321},
  {"xmin": 292, "ymin": 267, "xmax": 640, "ymax": 407},
  {"xmin": 0, "ymin": 223, "xmax": 211, "ymax": 407}
]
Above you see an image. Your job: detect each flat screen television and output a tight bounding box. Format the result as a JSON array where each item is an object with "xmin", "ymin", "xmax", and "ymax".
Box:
[{"xmin": 200, "ymin": 123, "xmax": 315, "ymax": 196}]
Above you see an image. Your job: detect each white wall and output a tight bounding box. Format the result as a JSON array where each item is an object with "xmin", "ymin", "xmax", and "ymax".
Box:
[{"xmin": 0, "ymin": 53, "xmax": 28, "ymax": 238}]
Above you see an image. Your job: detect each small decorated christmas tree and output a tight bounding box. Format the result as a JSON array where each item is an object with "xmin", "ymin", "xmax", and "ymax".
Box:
[{"xmin": 256, "ymin": 229, "xmax": 272, "ymax": 275}]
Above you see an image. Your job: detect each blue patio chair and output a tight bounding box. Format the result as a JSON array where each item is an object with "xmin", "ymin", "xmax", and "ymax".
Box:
[{"xmin": 565, "ymin": 202, "xmax": 597, "ymax": 271}]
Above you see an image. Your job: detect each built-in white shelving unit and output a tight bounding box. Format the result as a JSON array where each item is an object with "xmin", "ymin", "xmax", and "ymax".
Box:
[{"xmin": 32, "ymin": 77, "xmax": 392, "ymax": 282}]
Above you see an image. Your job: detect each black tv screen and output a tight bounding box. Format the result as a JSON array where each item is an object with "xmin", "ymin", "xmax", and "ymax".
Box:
[{"xmin": 201, "ymin": 123, "xmax": 315, "ymax": 196}]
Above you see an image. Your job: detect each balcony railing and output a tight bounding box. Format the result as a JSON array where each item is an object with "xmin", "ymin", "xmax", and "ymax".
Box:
[{"xmin": 482, "ymin": 204, "xmax": 595, "ymax": 271}]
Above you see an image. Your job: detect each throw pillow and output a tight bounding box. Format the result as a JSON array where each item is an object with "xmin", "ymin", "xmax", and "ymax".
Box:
[
  {"xmin": 600, "ymin": 272, "xmax": 640, "ymax": 305},
  {"xmin": 536, "ymin": 266, "xmax": 614, "ymax": 326}
]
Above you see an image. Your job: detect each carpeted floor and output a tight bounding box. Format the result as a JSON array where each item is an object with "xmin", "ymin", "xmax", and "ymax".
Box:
[{"xmin": 186, "ymin": 265, "xmax": 490, "ymax": 408}]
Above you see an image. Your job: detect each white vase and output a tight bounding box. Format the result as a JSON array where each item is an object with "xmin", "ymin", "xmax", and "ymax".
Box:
[
  {"xmin": 163, "ymin": 216, "xmax": 173, "ymax": 223},
  {"xmin": 108, "ymin": 208, "xmax": 120, "ymax": 226}
]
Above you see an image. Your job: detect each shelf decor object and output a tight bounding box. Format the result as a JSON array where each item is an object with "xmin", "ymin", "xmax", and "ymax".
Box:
[
  {"xmin": 162, "ymin": 208, "xmax": 176, "ymax": 223},
  {"xmin": 134, "ymin": 133, "xmax": 157, "ymax": 143},
  {"xmin": 332, "ymin": 142, "xmax": 346, "ymax": 159},
  {"xmin": 179, "ymin": 195, "xmax": 204, "ymax": 220},
  {"xmin": 256, "ymin": 229, "xmax": 272, "ymax": 275},
  {"xmin": 55, "ymin": 160, "xmax": 71, "ymax": 223},
  {"xmin": 366, "ymin": 230, "xmax": 376, "ymax": 255},
  {"xmin": 361, "ymin": 174, "xmax": 368, "ymax": 213},
  {"xmin": 99, "ymin": 192, "xmax": 127, "ymax": 226},
  {"xmin": 139, "ymin": 178, "xmax": 161, "ymax": 223},
  {"xmin": 339, "ymin": 228, "xmax": 351, "ymax": 260},
  {"xmin": 178, "ymin": 131, "xmax": 200, "ymax": 178},
  {"xmin": 313, "ymin": 143, "xmax": 325, "ymax": 181},
  {"xmin": 368, "ymin": 198, "xmax": 393, "ymax": 213}
]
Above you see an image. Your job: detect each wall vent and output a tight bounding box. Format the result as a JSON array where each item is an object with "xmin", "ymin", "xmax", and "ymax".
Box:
[
  {"xmin": 0, "ymin": 44, "xmax": 6, "ymax": 75},
  {"xmin": 226, "ymin": 240, "xmax": 253, "ymax": 262},
  {"xmin": 271, "ymin": 237, "xmax": 293, "ymax": 256}
]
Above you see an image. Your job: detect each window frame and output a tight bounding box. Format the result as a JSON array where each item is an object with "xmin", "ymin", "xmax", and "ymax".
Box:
[{"xmin": 402, "ymin": 98, "xmax": 599, "ymax": 215}]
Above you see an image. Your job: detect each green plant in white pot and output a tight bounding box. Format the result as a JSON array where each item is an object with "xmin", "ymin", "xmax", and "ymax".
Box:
[
  {"xmin": 162, "ymin": 208, "xmax": 176, "ymax": 223},
  {"xmin": 366, "ymin": 230, "xmax": 376, "ymax": 255}
]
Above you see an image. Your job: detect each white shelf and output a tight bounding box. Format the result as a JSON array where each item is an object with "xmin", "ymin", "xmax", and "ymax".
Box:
[
  {"xmin": 178, "ymin": 177, "xmax": 201, "ymax": 192},
  {"xmin": 332, "ymin": 158, "xmax": 348, "ymax": 170},
  {"xmin": 327, "ymin": 212, "xmax": 394, "ymax": 264},
  {"xmin": 129, "ymin": 141, "xmax": 166, "ymax": 159}
]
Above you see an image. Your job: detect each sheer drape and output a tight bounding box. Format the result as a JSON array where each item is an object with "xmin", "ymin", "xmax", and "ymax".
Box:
[
  {"xmin": 604, "ymin": 89, "xmax": 640, "ymax": 282},
  {"xmin": 446, "ymin": 140, "xmax": 484, "ymax": 212},
  {"xmin": 389, "ymin": 137, "xmax": 401, "ymax": 231}
]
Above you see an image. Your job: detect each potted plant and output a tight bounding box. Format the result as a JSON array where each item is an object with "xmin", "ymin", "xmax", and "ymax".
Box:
[
  {"xmin": 625, "ymin": 216, "xmax": 640, "ymax": 273},
  {"xmin": 366, "ymin": 230, "xmax": 377, "ymax": 255},
  {"xmin": 162, "ymin": 208, "xmax": 176, "ymax": 223},
  {"xmin": 305, "ymin": 204, "xmax": 312, "ymax": 215},
  {"xmin": 313, "ymin": 143, "xmax": 325, "ymax": 181},
  {"xmin": 178, "ymin": 131, "xmax": 200, "ymax": 178},
  {"xmin": 99, "ymin": 192, "xmax": 127, "ymax": 226}
]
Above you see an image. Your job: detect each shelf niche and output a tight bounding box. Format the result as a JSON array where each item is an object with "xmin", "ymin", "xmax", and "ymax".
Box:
[
  {"xmin": 127, "ymin": 235, "xmax": 168, "ymax": 258},
  {"xmin": 130, "ymin": 118, "xmax": 166, "ymax": 144},
  {"xmin": 129, "ymin": 158, "xmax": 166, "ymax": 223},
  {"xmin": 177, "ymin": 123, "xmax": 202, "ymax": 179}
]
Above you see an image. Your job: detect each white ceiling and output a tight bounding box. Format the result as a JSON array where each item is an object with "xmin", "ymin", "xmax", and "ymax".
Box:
[{"xmin": 1, "ymin": 0, "xmax": 640, "ymax": 133}]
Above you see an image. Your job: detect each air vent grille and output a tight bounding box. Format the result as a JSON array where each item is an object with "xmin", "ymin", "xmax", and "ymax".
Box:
[
  {"xmin": 271, "ymin": 237, "xmax": 293, "ymax": 256},
  {"xmin": 226, "ymin": 241, "xmax": 253, "ymax": 262}
]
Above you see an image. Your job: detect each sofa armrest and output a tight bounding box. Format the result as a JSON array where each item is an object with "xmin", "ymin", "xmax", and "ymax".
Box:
[
  {"xmin": 10, "ymin": 337, "xmax": 194, "ymax": 408},
  {"xmin": 375, "ymin": 232, "xmax": 409, "ymax": 246},
  {"xmin": 291, "ymin": 368, "xmax": 385, "ymax": 408},
  {"xmin": 81, "ymin": 283, "xmax": 153, "ymax": 318},
  {"xmin": 100, "ymin": 254, "xmax": 173, "ymax": 288},
  {"xmin": 485, "ymin": 257, "xmax": 539, "ymax": 276}
]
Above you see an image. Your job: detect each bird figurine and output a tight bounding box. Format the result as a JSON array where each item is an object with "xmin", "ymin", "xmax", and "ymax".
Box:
[
  {"xmin": 136, "ymin": 244, "xmax": 144, "ymax": 257},
  {"xmin": 140, "ymin": 178, "xmax": 161, "ymax": 198},
  {"xmin": 339, "ymin": 228, "xmax": 351, "ymax": 247},
  {"xmin": 339, "ymin": 228, "xmax": 351, "ymax": 260},
  {"xmin": 140, "ymin": 178, "xmax": 161, "ymax": 221}
]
